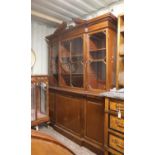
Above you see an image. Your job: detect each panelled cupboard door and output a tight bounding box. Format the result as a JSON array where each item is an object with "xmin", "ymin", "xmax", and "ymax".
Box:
[
  {"xmin": 55, "ymin": 93, "xmax": 84, "ymax": 136},
  {"xmin": 49, "ymin": 92, "xmax": 55, "ymax": 124},
  {"xmin": 85, "ymin": 98, "xmax": 104, "ymax": 145}
]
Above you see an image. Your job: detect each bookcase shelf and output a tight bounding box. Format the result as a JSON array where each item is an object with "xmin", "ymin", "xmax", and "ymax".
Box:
[{"xmin": 89, "ymin": 48, "xmax": 106, "ymax": 52}]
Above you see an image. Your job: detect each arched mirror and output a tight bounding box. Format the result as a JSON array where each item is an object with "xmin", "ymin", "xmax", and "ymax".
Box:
[{"xmin": 31, "ymin": 49, "xmax": 36, "ymax": 69}]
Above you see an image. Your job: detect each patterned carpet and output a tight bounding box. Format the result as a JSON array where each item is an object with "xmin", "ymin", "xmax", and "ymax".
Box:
[{"xmin": 39, "ymin": 126, "xmax": 96, "ymax": 155}]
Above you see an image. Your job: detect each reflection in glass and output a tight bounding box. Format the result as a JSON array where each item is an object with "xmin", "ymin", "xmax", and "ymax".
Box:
[
  {"xmin": 38, "ymin": 83, "xmax": 48, "ymax": 119},
  {"xmin": 89, "ymin": 62, "xmax": 106, "ymax": 90},
  {"xmin": 49, "ymin": 43, "xmax": 59, "ymax": 86},
  {"xmin": 60, "ymin": 37, "xmax": 84, "ymax": 88},
  {"xmin": 31, "ymin": 83, "xmax": 36, "ymax": 121},
  {"xmin": 71, "ymin": 62, "xmax": 83, "ymax": 87}
]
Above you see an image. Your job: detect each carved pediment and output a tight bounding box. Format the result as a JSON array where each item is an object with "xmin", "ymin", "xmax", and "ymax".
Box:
[
  {"xmin": 53, "ymin": 21, "xmax": 67, "ymax": 35},
  {"xmin": 72, "ymin": 18, "xmax": 86, "ymax": 25}
]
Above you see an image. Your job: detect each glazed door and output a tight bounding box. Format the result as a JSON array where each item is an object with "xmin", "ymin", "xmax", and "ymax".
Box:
[
  {"xmin": 60, "ymin": 36, "xmax": 84, "ymax": 89},
  {"xmin": 60, "ymin": 40, "xmax": 71, "ymax": 87},
  {"xmin": 70, "ymin": 37, "xmax": 84, "ymax": 88},
  {"xmin": 87, "ymin": 30, "xmax": 107, "ymax": 91},
  {"xmin": 49, "ymin": 42, "xmax": 59, "ymax": 86}
]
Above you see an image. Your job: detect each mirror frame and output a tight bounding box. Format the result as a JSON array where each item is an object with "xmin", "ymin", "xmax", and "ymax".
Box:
[{"xmin": 31, "ymin": 49, "xmax": 36, "ymax": 68}]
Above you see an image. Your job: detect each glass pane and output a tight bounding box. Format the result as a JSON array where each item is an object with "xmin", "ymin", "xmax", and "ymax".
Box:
[
  {"xmin": 71, "ymin": 62, "xmax": 83, "ymax": 87},
  {"xmin": 90, "ymin": 49, "xmax": 106, "ymax": 60},
  {"xmin": 88, "ymin": 62, "xmax": 106, "ymax": 90},
  {"xmin": 71, "ymin": 37, "xmax": 83, "ymax": 62},
  {"xmin": 60, "ymin": 40, "xmax": 71, "ymax": 87},
  {"xmin": 61, "ymin": 74, "xmax": 70, "ymax": 86},
  {"xmin": 37, "ymin": 83, "xmax": 48, "ymax": 119},
  {"xmin": 89, "ymin": 31, "xmax": 106, "ymax": 51},
  {"xmin": 60, "ymin": 63, "xmax": 70, "ymax": 86},
  {"xmin": 70, "ymin": 37, "xmax": 84, "ymax": 88},
  {"xmin": 31, "ymin": 83, "xmax": 36, "ymax": 121},
  {"xmin": 49, "ymin": 43, "xmax": 59, "ymax": 86},
  {"xmin": 40, "ymin": 83, "xmax": 46, "ymax": 114},
  {"xmin": 61, "ymin": 40, "xmax": 70, "ymax": 63},
  {"xmin": 88, "ymin": 31, "xmax": 106, "ymax": 90}
]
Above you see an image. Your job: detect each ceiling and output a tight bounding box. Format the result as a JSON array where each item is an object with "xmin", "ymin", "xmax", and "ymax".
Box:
[{"xmin": 31, "ymin": 0, "xmax": 121, "ymax": 27}]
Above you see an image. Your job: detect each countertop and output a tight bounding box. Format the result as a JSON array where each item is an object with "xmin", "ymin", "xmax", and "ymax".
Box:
[
  {"xmin": 100, "ymin": 88, "xmax": 124, "ymax": 100},
  {"xmin": 49, "ymin": 87, "xmax": 124, "ymax": 100}
]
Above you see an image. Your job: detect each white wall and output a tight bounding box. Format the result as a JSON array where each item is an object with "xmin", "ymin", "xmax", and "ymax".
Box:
[{"xmin": 31, "ymin": 20, "xmax": 55, "ymax": 75}]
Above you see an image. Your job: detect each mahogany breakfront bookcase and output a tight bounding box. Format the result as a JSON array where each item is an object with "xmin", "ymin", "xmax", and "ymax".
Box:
[{"xmin": 46, "ymin": 13, "xmax": 117, "ymax": 155}]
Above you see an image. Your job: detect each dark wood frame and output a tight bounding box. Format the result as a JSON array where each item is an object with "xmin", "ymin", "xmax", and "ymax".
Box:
[{"xmin": 31, "ymin": 75, "xmax": 49, "ymax": 126}]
